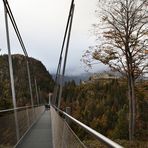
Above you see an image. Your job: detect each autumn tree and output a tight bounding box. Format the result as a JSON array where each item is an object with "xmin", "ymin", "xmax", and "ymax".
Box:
[{"xmin": 83, "ymin": 0, "xmax": 148, "ymax": 140}]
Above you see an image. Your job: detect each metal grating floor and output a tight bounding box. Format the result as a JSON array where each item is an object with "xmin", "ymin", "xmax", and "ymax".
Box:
[{"xmin": 16, "ymin": 110, "xmax": 53, "ymax": 148}]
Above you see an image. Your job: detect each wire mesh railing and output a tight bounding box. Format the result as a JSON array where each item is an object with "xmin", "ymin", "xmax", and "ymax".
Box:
[
  {"xmin": 51, "ymin": 106, "xmax": 123, "ymax": 148},
  {"xmin": 51, "ymin": 106, "xmax": 86, "ymax": 148},
  {"xmin": 0, "ymin": 105, "xmax": 44, "ymax": 148}
]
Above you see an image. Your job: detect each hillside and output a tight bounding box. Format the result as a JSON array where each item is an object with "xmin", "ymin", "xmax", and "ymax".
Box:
[{"xmin": 0, "ymin": 54, "xmax": 54, "ymax": 109}]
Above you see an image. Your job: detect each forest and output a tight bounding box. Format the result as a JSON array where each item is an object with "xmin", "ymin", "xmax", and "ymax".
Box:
[{"xmin": 61, "ymin": 77, "xmax": 148, "ymax": 147}]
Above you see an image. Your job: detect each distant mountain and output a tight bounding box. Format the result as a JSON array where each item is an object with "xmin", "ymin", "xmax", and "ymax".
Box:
[
  {"xmin": 52, "ymin": 73, "xmax": 92, "ymax": 84},
  {"xmin": 64, "ymin": 74, "xmax": 91, "ymax": 84}
]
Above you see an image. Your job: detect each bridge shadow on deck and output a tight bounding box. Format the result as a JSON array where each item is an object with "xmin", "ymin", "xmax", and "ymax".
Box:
[{"xmin": 16, "ymin": 110, "xmax": 53, "ymax": 148}]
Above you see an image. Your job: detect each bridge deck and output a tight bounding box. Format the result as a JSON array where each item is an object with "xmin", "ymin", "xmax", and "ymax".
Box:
[{"xmin": 16, "ymin": 110, "xmax": 53, "ymax": 148}]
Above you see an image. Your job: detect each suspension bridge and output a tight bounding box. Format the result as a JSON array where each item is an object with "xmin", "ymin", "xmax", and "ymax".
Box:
[{"xmin": 0, "ymin": 0, "xmax": 123, "ymax": 147}]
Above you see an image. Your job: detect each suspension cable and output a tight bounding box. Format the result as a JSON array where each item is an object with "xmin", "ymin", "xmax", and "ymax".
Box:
[
  {"xmin": 53, "ymin": 0, "xmax": 75, "ymax": 107},
  {"xmin": 55, "ymin": 0, "xmax": 75, "ymax": 81},
  {"xmin": 2, "ymin": 0, "xmax": 34, "ymax": 107},
  {"xmin": 53, "ymin": 0, "xmax": 75, "ymax": 101},
  {"xmin": 58, "ymin": 4, "xmax": 75, "ymax": 108},
  {"xmin": 3, "ymin": 0, "xmax": 28, "ymax": 57}
]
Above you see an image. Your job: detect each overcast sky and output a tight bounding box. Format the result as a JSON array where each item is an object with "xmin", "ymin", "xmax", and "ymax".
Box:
[{"xmin": 0, "ymin": 0, "xmax": 107, "ymax": 75}]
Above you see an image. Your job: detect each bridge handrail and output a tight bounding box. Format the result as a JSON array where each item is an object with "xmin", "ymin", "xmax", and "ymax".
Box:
[
  {"xmin": 53, "ymin": 105, "xmax": 123, "ymax": 148},
  {"xmin": 0, "ymin": 105, "xmax": 39, "ymax": 113},
  {"xmin": 0, "ymin": 105, "xmax": 45, "ymax": 147}
]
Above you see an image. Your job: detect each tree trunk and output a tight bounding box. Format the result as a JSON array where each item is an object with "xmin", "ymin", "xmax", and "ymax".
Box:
[
  {"xmin": 128, "ymin": 78, "xmax": 133, "ymax": 141},
  {"xmin": 131, "ymin": 76, "xmax": 136, "ymax": 139},
  {"xmin": 128, "ymin": 74, "xmax": 136, "ymax": 141}
]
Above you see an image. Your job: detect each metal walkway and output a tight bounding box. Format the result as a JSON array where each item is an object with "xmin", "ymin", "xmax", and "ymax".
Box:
[{"xmin": 16, "ymin": 110, "xmax": 53, "ymax": 148}]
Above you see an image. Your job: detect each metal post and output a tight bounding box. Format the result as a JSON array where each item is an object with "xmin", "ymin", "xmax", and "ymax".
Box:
[
  {"xmin": 3, "ymin": 0, "xmax": 34, "ymax": 117},
  {"xmin": 38, "ymin": 86, "xmax": 41, "ymax": 104},
  {"xmin": 4, "ymin": 6, "xmax": 20, "ymax": 141},
  {"xmin": 26, "ymin": 60, "xmax": 34, "ymax": 107},
  {"xmin": 65, "ymin": 107, "xmax": 71, "ymax": 124},
  {"xmin": 26, "ymin": 106, "xmax": 30, "ymax": 127},
  {"xmin": 26, "ymin": 60, "xmax": 36, "ymax": 120},
  {"xmin": 35, "ymin": 78, "xmax": 39, "ymax": 106},
  {"xmin": 49, "ymin": 93, "xmax": 52, "ymax": 105}
]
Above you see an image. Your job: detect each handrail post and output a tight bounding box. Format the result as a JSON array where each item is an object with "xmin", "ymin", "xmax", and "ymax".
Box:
[
  {"xmin": 35, "ymin": 78, "xmax": 39, "ymax": 106},
  {"xmin": 65, "ymin": 107, "xmax": 71, "ymax": 124},
  {"xmin": 26, "ymin": 106, "xmax": 30, "ymax": 128},
  {"xmin": 49, "ymin": 93, "xmax": 52, "ymax": 105}
]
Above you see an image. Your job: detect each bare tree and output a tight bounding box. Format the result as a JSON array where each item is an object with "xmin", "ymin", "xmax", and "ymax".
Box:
[{"xmin": 83, "ymin": 0, "xmax": 148, "ymax": 140}]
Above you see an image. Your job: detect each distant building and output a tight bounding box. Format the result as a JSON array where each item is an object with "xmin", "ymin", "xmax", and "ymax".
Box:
[
  {"xmin": 82, "ymin": 72, "xmax": 120, "ymax": 84},
  {"xmin": 90, "ymin": 72, "xmax": 119, "ymax": 80}
]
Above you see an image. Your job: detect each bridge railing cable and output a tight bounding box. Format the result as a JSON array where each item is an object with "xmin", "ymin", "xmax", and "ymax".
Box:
[
  {"xmin": 51, "ymin": 105, "xmax": 123, "ymax": 148},
  {"xmin": 0, "ymin": 105, "xmax": 44, "ymax": 148}
]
